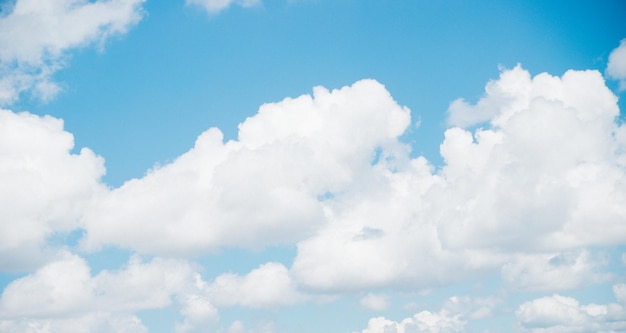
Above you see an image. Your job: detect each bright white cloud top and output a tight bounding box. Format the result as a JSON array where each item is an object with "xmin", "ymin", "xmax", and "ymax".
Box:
[{"xmin": 0, "ymin": 1, "xmax": 625, "ymax": 332}]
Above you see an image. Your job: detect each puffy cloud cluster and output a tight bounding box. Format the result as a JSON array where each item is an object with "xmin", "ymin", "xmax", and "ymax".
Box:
[
  {"xmin": 359, "ymin": 311, "xmax": 464, "ymax": 333},
  {"xmin": 205, "ymin": 262, "xmax": 308, "ymax": 308},
  {"xmin": 441, "ymin": 66, "xmax": 626, "ymax": 251},
  {"xmin": 0, "ymin": 109, "xmax": 105, "ymax": 271},
  {"xmin": 186, "ymin": 0, "xmax": 261, "ymax": 15},
  {"xmin": 4, "ymin": 2, "xmax": 625, "ymax": 332},
  {"xmin": 4, "ymin": 64, "xmax": 626, "ymax": 289},
  {"xmin": 516, "ymin": 284, "xmax": 626, "ymax": 332},
  {"xmin": 0, "ymin": 0, "xmax": 145, "ymax": 104},
  {"xmin": 79, "ymin": 79, "xmax": 411, "ymax": 255},
  {"xmin": 292, "ymin": 65, "xmax": 626, "ymax": 292},
  {"xmin": 0, "ymin": 253, "xmax": 318, "ymax": 332},
  {"xmin": 501, "ymin": 250, "xmax": 611, "ymax": 292},
  {"xmin": 0, "ymin": 78, "xmax": 409, "ymax": 330},
  {"xmin": 2, "ymin": 60, "xmax": 626, "ymax": 331},
  {"xmin": 357, "ymin": 295, "xmax": 501, "ymax": 333},
  {"xmin": 359, "ymin": 295, "xmax": 502, "ymax": 333},
  {"xmin": 0, "ymin": 252, "xmax": 213, "ymax": 333}
]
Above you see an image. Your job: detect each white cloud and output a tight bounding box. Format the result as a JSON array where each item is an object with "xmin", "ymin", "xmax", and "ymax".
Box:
[
  {"xmin": 3, "ymin": 64, "xmax": 625, "ymax": 298},
  {"xmin": 502, "ymin": 250, "xmax": 611, "ymax": 292},
  {"xmin": 225, "ymin": 320, "xmax": 248, "ymax": 333},
  {"xmin": 606, "ymin": 39, "xmax": 626, "ymax": 90},
  {"xmin": 175, "ymin": 294, "xmax": 219, "ymax": 333},
  {"xmin": 448, "ymin": 64, "xmax": 619, "ymax": 128},
  {"xmin": 80, "ymin": 79, "xmax": 411, "ymax": 256},
  {"xmin": 20, "ymin": 65, "xmax": 607, "ymax": 294},
  {"xmin": 360, "ymin": 293, "xmax": 390, "ymax": 312},
  {"xmin": 186, "ymin": 0, "xmax": 261, "ymax": 15},
  {"xmin": 0, "ymin": 109, "xmax": 105, "ymax": 271},
  {"xmin": 0, "ymin": 312, "xmax": 148, "ymax": 333},
  {"xmin": 1, "ymin": 253, "xmax": 321, "ymax": 331},
  {"xmin": 0, "ymin": 252, "xmax": 93, "ymax": 317},
  {"xmin": 0, "ymin": 0, "xmax": 145, "ymax": 105},
  {"xmin": 0, "ymin": 252, "xmax": 216, "ymax": 332},
  {"xmin": 447, "ymin": 65, "xmax": 532, "ymax": 127},
  {"xmin": 442, "ymin": 296, "xmax": 501, "ymax": 321},
  {"xmin": 94, "ymin": 255, "xmax": 202, "ymax": 312},
  {"xmin": 357, "ymin": 310, "xmax": 464, "ymax": 333},
  {"xmin": 516, "ymin": 284, "xmax": 626, "ymax": 332},
  {"xmin": 206, "ymin": 262, "xmax": 308, "ymax": 308},
  {"xmin": 4, "ymin": 65, "xmax": 625, "ymax": 300},
  {"xmin": 220, "ymin": 320, "xmax": 277, "ymax": 333},
  {"xmin": 438, "ymin": 67, "xmax": 625, "ymax": 252},
  {"xmin": 356, "ymin": 295, "xmax": 500, "ymax": 333},
  {"xmin": 290, "ymin": 152, "xmax": 473, "ymax": 291},
  {"xmin": 291, "ymin": 66, "xmax": 626, "ymax": 292}
]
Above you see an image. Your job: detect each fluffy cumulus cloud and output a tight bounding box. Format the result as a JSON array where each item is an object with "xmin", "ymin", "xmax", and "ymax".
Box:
[
  {"xmin": 358, "ymin": 307, "xmax": 463, "ymax": 333},
  {"xmin": 516, "ymin": 284, "xmax": 626, "ymax": 332},
  {"xmin": 607, "ymin": 39, "xmax": 626, "ymax": 90},
  {"xmin": 186, "ymin": 0, "xmax": 261, "ymax": 14},
  {"xmin": 358, "ymin": 312, "xmax": 464, "ymax": 333},
  {"xmin": 439, "ymin": 66, "xmax": 626, "ymax": 251},
  {"xmin": 175, "ymin": 293, "xmax": 218, "ymax": 333},
  {"xmin": 292, "ymin": 65, "xmax": 626, "ymax": 292},
  {"xmin": 501, "ymin": 250, "xmax": 611, "ymax": 291},
  {"xmin": 0, "ymin": 109, "xmax": 105, "ymax": 271},
  {"xmin": 2, "ymin": 62, "xmax": 626, "ymax": 331},
  {"xmin": 0, "ymin": 252, "xmax": 318, "ymax": 332},
  {"xmin": 3, "ymin": 1, "xmax": 625, "ymax": 331},
  {"xmin": 205, "ymin": 262, "xmax": 308, "ymax": 308},
  {"xmin": 7, "ymin": 64, "xmax": 624, "ymax": 291},
  {"xmin": 79, "ymin": 79, "xmax": 411, "ymax": 255},
  {"xmin": 357, "ymin": 295, "xmax": 500, "ymax": 333},
  {"xmin": 0, "ymin": 0, "xmax": 145, "ymax": 104},
  {"xmin": 0, "ymin": 252, "xmax": 216, "ymax": 333}
]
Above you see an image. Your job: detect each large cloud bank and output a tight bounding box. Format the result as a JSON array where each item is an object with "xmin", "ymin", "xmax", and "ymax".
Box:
[
  {"xmin": 80, "ymin": 79, "xmax": 411, "ymax": 255},
  {"xmin": 1, "ymin": 63, "xmax": 625, "ymax": 331},
  {"xmin": 293, "ymin": 66, "xmax": 626, "ymax": 292}
]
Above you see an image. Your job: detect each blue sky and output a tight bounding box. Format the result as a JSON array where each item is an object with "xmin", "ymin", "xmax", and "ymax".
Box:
[{"xmin": 1, "ymin": 0, "xmax": 626, "ymax": 332}]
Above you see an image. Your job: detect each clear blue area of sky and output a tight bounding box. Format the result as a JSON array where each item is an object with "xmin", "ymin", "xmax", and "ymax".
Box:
[{"xmin": 14, "ymin": 0, "xmax": 626, "ymax": 187}]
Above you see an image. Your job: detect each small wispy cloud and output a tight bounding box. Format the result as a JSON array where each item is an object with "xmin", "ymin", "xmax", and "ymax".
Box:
[
  {"xmin": 0, "ymin": 0, "xmax": 146, "ymax": 105},
  {"xmin": 607, "ymin": 39, "xmax": 626, "ymax": 90},
  {"xmin": 185, "ymin": 0, "xmax": 261, "ymax": 15}
]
